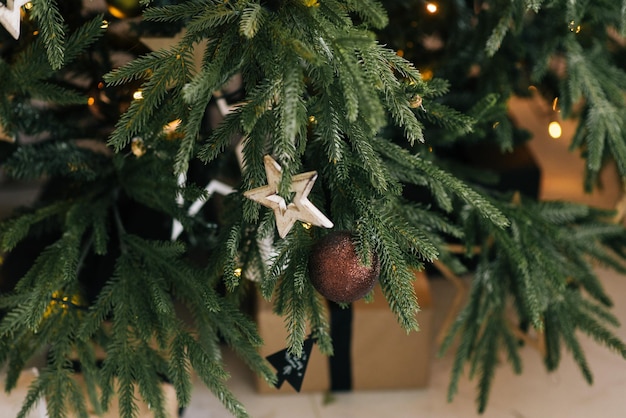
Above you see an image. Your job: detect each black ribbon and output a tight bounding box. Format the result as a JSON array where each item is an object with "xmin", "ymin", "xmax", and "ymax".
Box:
[
  {"xmin": 328, "ymin": 301, "xmax": 352, "ymax": 391},
  {"xmin": 265, "ymin": 301, "xmax": 354, "ymax": 392}
]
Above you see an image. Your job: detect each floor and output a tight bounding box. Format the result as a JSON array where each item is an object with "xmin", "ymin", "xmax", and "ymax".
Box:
[{"xmin": 2, "ymin": 94, "xmax": 626, "ymax": 417}]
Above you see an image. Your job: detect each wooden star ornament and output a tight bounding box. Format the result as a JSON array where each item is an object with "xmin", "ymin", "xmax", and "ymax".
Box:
[
  {"xmin": 0, "ymin": 0, "xmax": 28, "ymax": 40},
  {"xmin": 244, "ymin": 155, "xmax": 333, "ymax": 238}
]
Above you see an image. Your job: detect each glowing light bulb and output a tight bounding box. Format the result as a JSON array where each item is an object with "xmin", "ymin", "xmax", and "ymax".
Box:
[
  {"xmin": 234, "ymin": 268, "xmax": 242, "ymax": 277},
  {"xmin": 548, "ymin": 121, "xmax": 562, "ymax": 139},
  {"xmin": 420, "ymin": 68, "xmax": 434, "ymax": 81},
  {"xmin": 569, "ymin": 20, "xmax": 581, "ymax": 33},
  {"xmin": 426, "ymin": 2, "xmax": 438, "ymax": 14},
  {"xmin": 133, "ymin": 90, "xmax": 143, "ymax": 100},
  {"xmin": 87, "ymin": 97, "xmax": 96, "ymax": 106},
  {"xmin": 101, "ymin": 20, "xmax": 109, "ymax": 29},
  {"xmin": 131, "ymin": 137, "xmax": 147, "ymax": 157}
]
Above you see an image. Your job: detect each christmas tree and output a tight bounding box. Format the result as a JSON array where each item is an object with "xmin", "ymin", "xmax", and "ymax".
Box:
[{"xmin": 1, "ymin": 0, "xmax": 626, "ymax": 417}]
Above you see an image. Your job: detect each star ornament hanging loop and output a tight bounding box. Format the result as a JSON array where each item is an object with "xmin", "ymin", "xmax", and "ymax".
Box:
[
  {"xmin": 244, "ymin": 155, "xmax": 333, "ymax": 238},
  {"xmin": 0, "ymin": 0, "xmax": 29, "ymax": 40}
]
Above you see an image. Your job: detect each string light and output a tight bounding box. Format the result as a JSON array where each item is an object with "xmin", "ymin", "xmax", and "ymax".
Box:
[
  {"xmin": 426, "ymin": 2, "xmax": 438, "ymax": 14},
  {"xmin": 408, "ymin": 94, "xmax": 423, "ymax": 109},
  {"xmin": 420, "ymin": 68, "xmax": 434, "ymax": 81},
  {"xmin": 548, "ymin": 121, "xmax": 562, "ymax": 139},
  {"xmin": 101, "ymin": 20, "xmax": 109, "ymax": 29},
  {"xmin": 87, "ymin": 97, "xmax": 95, "ymax": 106},
  {"xmin": 133, "ymin": 90, "xmax": 143, "ymax": 100},
  {"xmin": 131, "ymin": 137, "xmax": 147, "ymax": 157},
  {"xmin": 549, "ymin": 96, "xmax": 562, "ymax": 138},
  {"xmin": 568, "ymin": 20, "xmax": 581, "ymax": 33},
  {"xmin": 107, "ymin": 6, "xmax": 126, "ymax": 19},
  {"xmin": 43, "ymin": 291, "xmax": 85, "ymax": 319},
  {"xmin": 233, "ymin": 267, "xmax": 242, "ymax": 277}
]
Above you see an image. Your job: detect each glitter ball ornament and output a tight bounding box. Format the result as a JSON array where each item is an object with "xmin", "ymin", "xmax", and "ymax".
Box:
[{"xmin": 308, "ymin": 231, "xmax": 380, "ymax": 303}]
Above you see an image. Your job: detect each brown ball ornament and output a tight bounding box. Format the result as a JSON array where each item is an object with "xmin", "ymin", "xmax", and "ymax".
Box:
[{"xmin": 308, "ymin": 231, "xmax": 380, "ymax": 303}]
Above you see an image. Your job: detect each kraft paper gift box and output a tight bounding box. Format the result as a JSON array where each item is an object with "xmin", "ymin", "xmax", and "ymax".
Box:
[{"xmin": 254, "ymin": 270, "xmax": 433, "ymax": 393}]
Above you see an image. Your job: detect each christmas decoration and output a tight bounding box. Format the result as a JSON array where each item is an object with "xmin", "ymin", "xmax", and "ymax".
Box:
[
  {"xmin": 308, "ymin": 231, "xmax": 380, "ymax": 303},
  {"xmin": 265, "ymin": 336, "xmax": 315, "ymax": 392},
  {"xmin": 244, "ymin": 155, "xmax": 333, "ymax": 238},
  {"xmin": 171, "ymin": 178, "xmax": 234, "ymax": 240},
  {"xmin": 0, "ymin": 0, "xmax": 28, "ymax": 39},
  {"xmin": 408, "ymin": 94, "xmax": 423, "ymax": 109},
  {"xmin": 105, "ymin": 0, "xmax": 142, "ymax": 19},
  {"xmin": 130, "ymin": 136, "xmax": 146, "ymax": 157},
  {"xmin": 2, "ymin": 1, "xmax": 626, "ymax": 417},
  {"xmin": 43, "ymin": 290, "xmax": 85, "ymax": 319}
]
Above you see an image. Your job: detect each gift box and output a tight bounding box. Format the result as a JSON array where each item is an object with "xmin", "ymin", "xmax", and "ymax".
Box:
[{"xmin": 254, "ymin": 270, "xmax": 433, "ymax": 393}]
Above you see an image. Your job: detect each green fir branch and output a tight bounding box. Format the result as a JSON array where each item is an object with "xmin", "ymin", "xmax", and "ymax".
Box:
[
  {"xmin": 185, "ymin": 4, "xmax": 240, "ymax": 33},
  {"xmin": 524, "ymin": 0, "xmax": 544, "ymax": 12},
  {"xmin": 29, "ymin": 0, "xmax": 65, "ymax": 69},
  {"xmin": 240, "ymin": 3, "xmax": 266, "ymax": 39},
  {"xmin": 142, "ymin": 0, "xmax": 208, "ymax": 23},
  {"xmin": 486, "ymin": 7, "xmax": 513, "ymax": 57},
  {"xmin": 345, "ymin": 0, "xmax": 389, "ymax": 29}
]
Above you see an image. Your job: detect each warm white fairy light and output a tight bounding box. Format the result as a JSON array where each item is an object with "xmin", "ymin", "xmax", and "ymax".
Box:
[
  {"xmin": 569, "ymin": 20, "xmax": 581, "ymax": 33},
  {"xmin": 548, "ymin": 121, "xmax": 562, "ymax": 139},
  {"xmin": 426, "ymin": 2, "xmax": 438, "ymax": 14}
]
